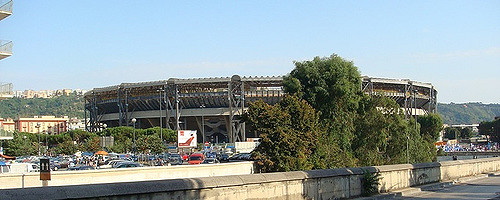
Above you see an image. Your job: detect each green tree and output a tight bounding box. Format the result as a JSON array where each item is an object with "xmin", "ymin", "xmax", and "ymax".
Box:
[
  {"xmin": 460, "ymin": 127, "xmax": 473, "ymax": 139},
  {"xmin": 244, "ymin": 96, "xmax": 323, "ymax": 172},
  {"xmin": 478, "ymin": 119, "xmax": 500, "ymax": 142},
  {"xmin": 417, "ymin": 113, "xmax": 443, "ymax": 142},
  {"xmin": 444, "ymin": 127, "xmax": 460, "ymax": 140},
  {"xmin": 353, "ymin": 96, "xmax": 435, "ymax": 166},
  {"xmin": 3, "ymin": 132, "xmax": 38, "ymax": 156},
  {"xmin": 136, "ymin": 134, "xmax": 165, "ymax": 154},
  {"xmin": 284, "ymin": 54, "xmax": 362, "ymax": 167},
  {"xmin": 81, "ymin": 136, "xmax": 101, "ymax": 152},
  {"xmin": 53, "ymin": 140, "xmax": 78, "ymax": 155}
]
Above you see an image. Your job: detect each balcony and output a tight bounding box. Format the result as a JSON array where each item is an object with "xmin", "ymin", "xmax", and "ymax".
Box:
[
  {"xmin": 0, "ymin": 40, "xmax": 12, "ymax": 60},
  {"xmin": 0, "ymin": 0, "xmax": 12, "ymax": 21}
]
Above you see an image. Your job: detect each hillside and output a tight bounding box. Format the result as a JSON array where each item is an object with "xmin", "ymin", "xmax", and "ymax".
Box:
[
  {"xmin": 0, "ymin": 95, "xmax": 498, "ymax": 125},
  {"xmin": 0, "ymin": 94, "xmax": 85, "ymax": 119},
  {"xmin": 437, "ymin": 103, "xmax": 500, "ymax": 124}
]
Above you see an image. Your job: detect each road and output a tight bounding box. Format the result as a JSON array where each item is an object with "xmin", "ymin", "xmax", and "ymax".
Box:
[{"xmin": 399, "ymin": 174, "xmax": 500, "ymax": 200}]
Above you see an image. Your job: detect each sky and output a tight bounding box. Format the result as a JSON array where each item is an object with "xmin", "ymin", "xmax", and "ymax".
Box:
[{"xmin": 0, "ymin": 1, "xmax": 499, "ymax": 103}]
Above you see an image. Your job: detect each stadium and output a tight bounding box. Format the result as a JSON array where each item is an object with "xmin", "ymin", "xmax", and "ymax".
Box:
[{"xmin": 84, "ymin": 75, "xmax": 437, "ymax": 143}]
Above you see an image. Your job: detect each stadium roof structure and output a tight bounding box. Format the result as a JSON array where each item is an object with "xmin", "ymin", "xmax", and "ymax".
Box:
[{"xmin": 84, "ymin": 75, "xmax": 437, "ymax": 143}]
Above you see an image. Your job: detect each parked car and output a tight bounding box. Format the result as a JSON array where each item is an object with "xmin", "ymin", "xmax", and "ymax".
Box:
[
  {"xmin": 100, "ymin": 160, "xmax": 128, "ymax": 169},
  {"xmin": 168, "ymin": 154, "xmax": 183, "ymax": 165},
  {"xmin": 67, "ymin": 165, "xmax": 96, "ymax": 171},
  {"xmin": 114, "ymin": 162, "xmax": 141, "ymax": 168},
  {"xmin": 188, "ymin": 153, "xmax": 205, "ymax": 165},
  {"xmin": 219, "ymin": 153, "xmax": 231, "ymax": 162},
  {"xmin": 202, "ymin": 157, "xmax": 219, "ymax": 164}
]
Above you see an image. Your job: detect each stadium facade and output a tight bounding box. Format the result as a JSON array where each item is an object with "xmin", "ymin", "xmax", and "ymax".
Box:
[{"xmin": 84, "ymin": 75, "xmax": 437, "ymax": 143}]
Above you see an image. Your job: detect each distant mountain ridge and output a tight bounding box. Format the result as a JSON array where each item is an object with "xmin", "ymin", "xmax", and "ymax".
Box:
[
  {"xmin": 0, "ymin": 95, "xmax": 498, "ymax": 126},
  {"xmin": 437, "ymin": 103, "xmax": 500, "ymax": 124}
]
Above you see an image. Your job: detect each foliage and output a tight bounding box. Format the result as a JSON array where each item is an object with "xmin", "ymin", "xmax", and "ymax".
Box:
[
  {"xmin": 284, "ymin": 54, "xmax": 363, "ymax": 167},
  {"xmin": 460, "ymin": 127, "xmax": 473, "ymax": 139},
  {"xmin": 3, "ymin": 132, "xmax": 38, "ymax": 156},
  {"xmin": 417, "ymin": 113, "xmax": 443, "ymax": 142},
  {"xmin": 53, "ymin": 140, "xmax": 78, "ymax": 155},
  {"xmin": 135, "ymin": 134, "xmax": 166, "ymax": 154},
  {"xmin": 245, "ymin": 96, "xmax": 323, "ymax": 172},
  {"xmin": 479, "ymin": 118, "xmax": 500, "ymax": 142},
  {"xmin": 444, "ymin": 127, "xmax": 460, "ymax": 140},
  {"xmin": 2, "ymin": 126, "xmax": 177, "ymax": 156},
  {"xmin": 438, "ymin": 103, "xmax": 500, "ymax": 124},
  {"xmin": 81, "ymin": 136, "xmax": 101, "ymax": 152},
  {"xmin": 353, "ymin": 96, "xmax": 435, "ymax": 166},
  {"xmin": 0, "ymin": 94, "xmax": 84, "ymax": 119},
  {"xmin": 361, "ymin": 169, "xmax": 381, "ymax": 197}
]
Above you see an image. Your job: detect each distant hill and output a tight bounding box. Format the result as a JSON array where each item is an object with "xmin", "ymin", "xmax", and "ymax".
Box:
[
  {"xmin": 0, "ymin": 94, "xmax": 84, "ymax": 119},
  {"xmin": 0, "ymin": 95, "xmax": 498, "ymax": 126},
  {"xmin": 437, "ymin": 103, "xmax": 500, "ymax": 124}
]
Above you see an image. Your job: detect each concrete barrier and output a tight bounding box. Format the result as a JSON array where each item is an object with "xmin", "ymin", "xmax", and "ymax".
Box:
[
  {"xmin": 0, "ymin": 161, "xmax": 254, "ymax": 189},
  {"xmin": 2, "ymin": 158, "xmax": 500, "ymax": 199}
]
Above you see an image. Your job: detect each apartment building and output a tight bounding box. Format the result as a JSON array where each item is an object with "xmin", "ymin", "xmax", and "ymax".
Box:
[{"xmin": 15, "ymin": 116, "xmax": 69, "ymax": 134}]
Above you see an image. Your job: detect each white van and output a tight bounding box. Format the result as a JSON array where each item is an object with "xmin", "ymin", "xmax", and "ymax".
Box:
[{"xmin": 8, "ymin": 163, "xmax": 39, "ymax": 173}]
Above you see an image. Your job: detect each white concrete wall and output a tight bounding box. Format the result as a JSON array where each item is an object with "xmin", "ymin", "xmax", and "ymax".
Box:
[
  {"xmin": 0, "ymin": 161, "xmax": 254, "ymax": 189},
  {"xmin": 2, "ymin": 158, "xmax": 500, "ymax": 199}
]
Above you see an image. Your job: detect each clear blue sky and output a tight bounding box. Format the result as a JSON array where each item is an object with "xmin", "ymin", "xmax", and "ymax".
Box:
[{"xmin": 0, "ymin": 1, "xmax": 499, "ymax": 103}]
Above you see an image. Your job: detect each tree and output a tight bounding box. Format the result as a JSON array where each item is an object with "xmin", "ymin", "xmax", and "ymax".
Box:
[
  {"xmin": 81, "ymin": 136, "xmax": 101, "ymax": 152},
  {"xmin": 245, "ymin": 96, "xmax": 324, "ymax": 172},
  {"xmin": 3, "ymin": 132, "xmax": 38, "ymax": 156},
  {"xmin": 53, "ymin": 140, "xmax": 78, "ymax": 155},
  {"xmin": 417, "ymin": 113, "xmax": 443, "ymax": 142},
  {"xmin": 460, "ymin": 127, "xmax": 473, "ymax": 139},
  {"xmin": 478, "ymin": 119, "xmax": 500, "ymax": 142},
  {"xmin": 284, "ymin": 54, "xmax": 363, "ymax": 167},
  {"xmin": 444, "ymin": 127, "xmax": 460, "ymax": 140},
  {"xmin": 353, "ymin": 96, "xmax": 435, "ymax": 166}
]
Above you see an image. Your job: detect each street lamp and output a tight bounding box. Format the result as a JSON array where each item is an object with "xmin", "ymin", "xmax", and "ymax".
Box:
[
  {"xmin": 35, "ymin": 123, "xmax": 41, "ymax": 156},
  {"xmin": 157, "ymin": 88, "xmax": 164, "ymax": 143},
  {"xmin": 131, "ymin": 118, "xmax": 137, "ymax": 154},
  {"xmin": 200, "ymin": 104, "xmax": 205, "ymax": 144}
]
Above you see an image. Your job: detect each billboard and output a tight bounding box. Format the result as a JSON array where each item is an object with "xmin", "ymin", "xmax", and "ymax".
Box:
[{"xmin": 178, "ymin": 130, "xmax": 197, "ymax": 147}]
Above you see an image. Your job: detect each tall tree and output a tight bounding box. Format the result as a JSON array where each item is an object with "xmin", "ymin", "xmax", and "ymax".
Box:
[
  {"xmin": 460, "ymin": 127, "xmax": 473, "ymax": 139},
  {"xmin": 283, "ymin": 54, "xmax": 363, "ymax": 167},
  {"xmin": 444, "ymin": 127, "xmax": 460, "ymax": 140},
  {"xmin": 245, "ymin": 96, "xmax": 324, "ymax": 172},
  {"xmin": 354, "ymin": 96, "xmax": 435, "ymax": 166},
  {"xmin": 479, "ymin": 119, "xmax": 500, "ymax": 142},
  {"xmin": 417, "ymin": 113, "xmax": 443, "ymax": 142}
]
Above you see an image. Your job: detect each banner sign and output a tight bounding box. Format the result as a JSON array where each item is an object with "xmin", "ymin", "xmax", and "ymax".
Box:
[{"xmin": 178, "ymin": 130, "xmax": 197, "ymax": 147}]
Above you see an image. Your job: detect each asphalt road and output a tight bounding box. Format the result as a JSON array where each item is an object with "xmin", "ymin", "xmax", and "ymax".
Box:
[{"xmin": 399, "ymin": 174, "xmax": 500, "ymax": 200}]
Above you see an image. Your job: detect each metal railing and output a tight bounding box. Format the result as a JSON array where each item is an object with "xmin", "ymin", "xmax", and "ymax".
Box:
[
  {"xmin": 0, "ymin": 0, "xmax": 13, "ymax": 13},
  {"xmin": 0, "ymin": 40, "xmax": 13, "ymax": 54}
]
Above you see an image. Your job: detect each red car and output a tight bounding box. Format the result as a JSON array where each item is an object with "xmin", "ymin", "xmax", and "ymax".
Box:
[{"xmin": 187, "ymin": 153, "xmax": 205, "ymax": 165}]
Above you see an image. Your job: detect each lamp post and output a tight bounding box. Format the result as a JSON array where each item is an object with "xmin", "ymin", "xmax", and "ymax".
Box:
[
  {"xmin": 131, "ymin": 118, "xmax": 137, "ymax": 154},
  {"xmin": 158, "ymin": 88, "xmax": 164, "ymax": 143},
  {"xmin": 200, "ymin": 104, "xmax": 205, "ymax": 144},
  {"xmin": 35, "ymin": 123, "xmax": 41, "ymax": 156}
]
